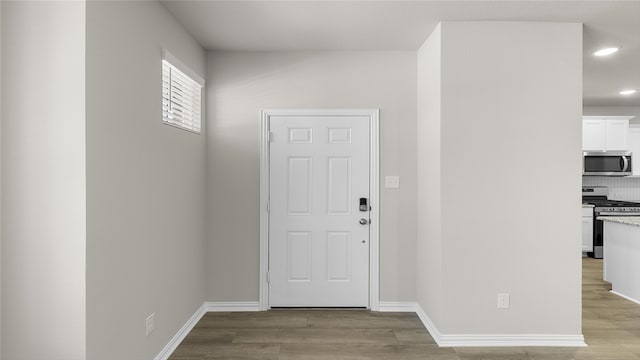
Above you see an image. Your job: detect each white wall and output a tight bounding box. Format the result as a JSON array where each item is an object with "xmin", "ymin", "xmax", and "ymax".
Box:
[
  {"xmin": 206, "ymin": 51, "xmax": 417, "ymax": 302},
  {"xmin": 1, "ymin": 2, "xmax": 86, "ymax": 359},
  {"xmin": 86, "ymin": 2, "xmax": 206, "ymax": 359},
  {"xmin": 417, "ymin": 22, "xmax": 583, "ymax": 337},
  {"xmin": 416, "ymin": 24, "xmax": 443, "ymax": 328},
  {"xmin": 0, "ymin": 2, "xmax": 3, "ymax": 356}
]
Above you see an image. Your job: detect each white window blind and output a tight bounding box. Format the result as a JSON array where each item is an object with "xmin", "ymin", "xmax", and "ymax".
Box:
[{"xmin": 162, "ymin": 58, "xmax": 202, "ymax": 133}]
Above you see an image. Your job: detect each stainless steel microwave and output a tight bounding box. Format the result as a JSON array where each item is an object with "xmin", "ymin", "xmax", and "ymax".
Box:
[{"xmin": 583, "ymin": 151, "xmax": 632, "ymax": 176}]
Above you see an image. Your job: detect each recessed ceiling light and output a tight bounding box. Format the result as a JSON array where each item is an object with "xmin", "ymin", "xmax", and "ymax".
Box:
[
  {"xmin": 620, "ymin": 89, "xmax": 637, "ymax": 96},
  {"xmin": 593, "ymin": 47, "xmax": 620, "ymax": 57}
]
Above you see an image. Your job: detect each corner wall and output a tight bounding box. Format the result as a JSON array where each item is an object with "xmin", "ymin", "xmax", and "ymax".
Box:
[
  {"xmin": 0, "ymin": 2, "xmax": 3, "ymax": 356},
  {"xmin": 1, "ymin": 2, "xmax": 86, "ymax": 358},
  {"xmin": 417, "ymin": 21, "xmax": 583, "ymax": 341},
  {"xmin": 206, "ymin": 51, "xmax": 417, "ymax": 303},
  {"xmin": 86, "ymin": 2, "xmax": 206, "ymax": 359},
  {"xmin": 416, "ymin": 24, "xmax": 443, "ymax": 328}
]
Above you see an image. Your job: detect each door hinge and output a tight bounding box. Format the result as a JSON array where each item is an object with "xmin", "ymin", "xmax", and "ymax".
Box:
[
  {"xmin": 266, "ymin": 201, "xmax": 270, "ymax": 213},
  {"xmin": 267, "ymin": 131, "xmax": 274, "ymax": 142},
  {"xmin": 266, "ymin": 271, "xmax": 270, "ymax": 283}
]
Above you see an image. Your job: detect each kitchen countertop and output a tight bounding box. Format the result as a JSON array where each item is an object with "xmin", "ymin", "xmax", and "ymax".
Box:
[
  {"xmin": 598, "ymin": 216, "xmax": 640, "ymax": 227},
  {"xmin": 582, "ymin": 203, "xmax": 594, "ymax": 208}
]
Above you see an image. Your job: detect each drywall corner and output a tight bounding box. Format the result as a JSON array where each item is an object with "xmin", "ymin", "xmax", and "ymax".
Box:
[
  {"xmin": 1, "ymin": 1, "xmax": 86, "ymax": 358},
  {"xmin": 416, "ymin": 23, "xmax": 443, "ymax": 329},
  {"xmin": 0, "ymin": 1, "xmax": 4, "ymax": 356}
]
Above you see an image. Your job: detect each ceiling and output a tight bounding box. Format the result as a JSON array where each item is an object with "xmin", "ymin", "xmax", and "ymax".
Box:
[{"xmin": 161, "ymin": 0, "xmax": 640, "ymax": 107}]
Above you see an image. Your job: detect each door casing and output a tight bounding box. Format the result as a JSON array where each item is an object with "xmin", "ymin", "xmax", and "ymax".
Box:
[{"xmin": 259, "ymin": 109, "xmax": 380, "ymax": 310}]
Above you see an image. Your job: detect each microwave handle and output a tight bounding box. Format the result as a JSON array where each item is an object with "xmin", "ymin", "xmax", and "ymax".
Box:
[
  {"xmin": 598, "ymin": 212, "xmax": 640, "ymax": 216},
  {"xmin": 622, "ymin": 156, "xmax": 630, "ymax": 172}
]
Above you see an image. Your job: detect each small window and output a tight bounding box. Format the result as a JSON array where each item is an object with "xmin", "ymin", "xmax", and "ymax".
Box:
[{"xmin": 162, "ymin": 51, "xmax": 203, "ymax": 134}]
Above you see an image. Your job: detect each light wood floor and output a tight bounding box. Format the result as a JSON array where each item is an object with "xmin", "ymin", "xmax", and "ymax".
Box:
[{"xmin": 170, "ymin": 258, "xmax": 640, "ymax": 359}]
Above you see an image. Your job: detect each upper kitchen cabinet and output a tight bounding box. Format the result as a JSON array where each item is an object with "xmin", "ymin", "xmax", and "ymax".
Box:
[
  {"xmin": 582, "ymin": 116, "xmax": 634, "ymax": 151},
  {"xmin": 583, "ymin": 119, "xmax": 607, "ymax": 150}
]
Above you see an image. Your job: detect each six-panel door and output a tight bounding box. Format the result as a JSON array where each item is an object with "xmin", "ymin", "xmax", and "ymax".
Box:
[{"xmin": 268, "ymin": 115, "xmax": 370, "ymax": 307}]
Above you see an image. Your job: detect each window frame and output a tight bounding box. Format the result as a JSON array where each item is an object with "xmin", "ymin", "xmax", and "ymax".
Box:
[{"xmin": 162, "ymin": 50, "xmax": 204, "ymax": 134}]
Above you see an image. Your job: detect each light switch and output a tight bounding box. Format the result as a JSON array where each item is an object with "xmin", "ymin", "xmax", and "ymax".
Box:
[{"xmin": 384, "ymin": 176, "xmax": 400, "ymax": 189}]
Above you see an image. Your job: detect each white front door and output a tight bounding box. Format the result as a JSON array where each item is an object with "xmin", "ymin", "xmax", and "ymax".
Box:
[{"xmin": 268, "ymin": 114, "xmax": 371, "ymax": 307}]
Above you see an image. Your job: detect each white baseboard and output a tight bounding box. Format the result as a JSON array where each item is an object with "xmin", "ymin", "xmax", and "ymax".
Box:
[
  {"xmin": 156, "ymin": 300, "xmax": 585, "ymax": 359},
  {"xmin": 154, "ymin": 303, "xmax": 206, "ymax": 360},
  {"xmin": 154, "ymin": 302, "xmax": 261, "ymax": 360},
  {"xmin": 610, "ymin": 290, "xmax": 640, "ymax": 305},
  {"xmin": 414, "ymin": 302, "xmax": 444, "ymax": 344},
  {"xmin": 205, "ymin": 301, "xmax": 261, "ymax": 312},
  {"xmin": 437, "ymin": 334, "xmax": 587, "ymax": 347},
  {"xmin": 377, "ymin": 301, "xmax": 418, "ymax": 312},
  {"xmin": 413, "ymin": 303, "xmax": 586, "ymax": 347}
]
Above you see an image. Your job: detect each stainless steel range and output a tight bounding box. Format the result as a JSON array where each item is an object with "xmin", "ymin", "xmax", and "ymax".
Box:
[{"xmin": 582, "ymin": 186, "xmax": 640, "ymax": 258}]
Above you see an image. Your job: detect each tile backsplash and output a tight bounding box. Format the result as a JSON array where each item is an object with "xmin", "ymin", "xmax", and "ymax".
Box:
[{"xmin": 583, "ymin": 176, "xmax": 640, "ymax": 201}]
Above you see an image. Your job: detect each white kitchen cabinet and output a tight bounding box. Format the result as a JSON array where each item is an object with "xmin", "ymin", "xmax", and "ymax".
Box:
[
  {"xmin": 629, "ymin": 126, "xmax": 640, "ymax": 176},
  {"xmin": 583, "ymin": 119, "xmax": 607, "ymax": 151},
  {"xmin": 582, "ymin": 206, "xmax": 593, "ymax": 253},
  {"xmin": 603, "ymin": 219, "xmax": 640, "ymax": 303},
  {"xmin": 582, "ymin": 116, "xmax": 633, "ymax": 151},
  {"xmin": 606, "ymin": 120, "xmax": 630, "ymax": 150}
]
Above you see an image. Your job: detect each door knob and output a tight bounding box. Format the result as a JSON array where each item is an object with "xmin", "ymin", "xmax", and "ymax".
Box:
[{"xmin": 359, "ymin": 218, "xmax": 369, "ymax": 225}]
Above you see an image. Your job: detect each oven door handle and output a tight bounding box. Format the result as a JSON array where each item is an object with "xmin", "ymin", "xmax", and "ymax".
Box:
[{"xmin": 598, "ymin": 212, "xmax": 640, "ymax": 216}]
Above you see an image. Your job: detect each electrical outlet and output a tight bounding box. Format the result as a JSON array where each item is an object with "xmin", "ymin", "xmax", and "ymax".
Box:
[
  {"xmin": 497, "ymin": 293, "xmax": 510, "ymax": 309},
  {"xmin": 146, "ymin": 313, "xmax": 155, "ymax": 336}
]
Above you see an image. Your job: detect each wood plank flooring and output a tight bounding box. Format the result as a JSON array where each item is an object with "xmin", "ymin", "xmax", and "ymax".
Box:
[{"xmin": 169, "ymin": 258, "xmax": 640, "ymax": 359}]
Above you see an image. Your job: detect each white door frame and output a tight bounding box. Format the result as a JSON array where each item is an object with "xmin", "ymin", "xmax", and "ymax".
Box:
[{"xmin": 259, "ymin": 109, "xmax": 379, "ymax": 311}]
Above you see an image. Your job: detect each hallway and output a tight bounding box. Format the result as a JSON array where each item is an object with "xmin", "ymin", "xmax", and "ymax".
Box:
[{"xmin": 169, "ymin": 258, "xmax": 640, "ymax": 359}]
